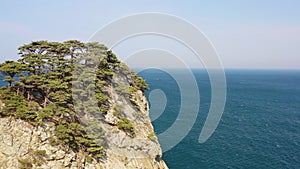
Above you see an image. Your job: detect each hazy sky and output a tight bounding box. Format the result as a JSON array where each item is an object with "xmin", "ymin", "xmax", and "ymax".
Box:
[{"xmin": 0, "ymin": 0, "xmax": 299, "ymax": 69}]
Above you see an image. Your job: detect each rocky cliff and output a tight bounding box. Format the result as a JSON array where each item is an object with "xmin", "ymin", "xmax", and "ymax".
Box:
[
  {"xmin": 0, "ymin": 75, "xmax": 168, "ymax": 169},
  {"xmin": 0, "ymin": 41, "xmax": 168, "ymax": 169}
]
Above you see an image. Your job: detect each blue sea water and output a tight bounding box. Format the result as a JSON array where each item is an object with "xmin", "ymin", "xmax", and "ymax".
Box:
[{"xmin": 138, "ymin": 69, "xmax": 300, "ymax": 169}]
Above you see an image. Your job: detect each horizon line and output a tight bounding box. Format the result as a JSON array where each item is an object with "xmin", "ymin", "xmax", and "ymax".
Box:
[{"xmin": 131, "ymin": 67, "xmax": 300, "ymax": 70}]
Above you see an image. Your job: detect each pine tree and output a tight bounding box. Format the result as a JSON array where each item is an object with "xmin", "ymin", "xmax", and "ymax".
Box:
[{"xmin": 0, "ymin": 61, "xmax": 24, "ymax": 87}]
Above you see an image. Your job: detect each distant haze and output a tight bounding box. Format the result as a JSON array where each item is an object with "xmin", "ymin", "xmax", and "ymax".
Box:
[{"xmin": 0, "ymin": 1, "xmax": 299, "ymax": 69}]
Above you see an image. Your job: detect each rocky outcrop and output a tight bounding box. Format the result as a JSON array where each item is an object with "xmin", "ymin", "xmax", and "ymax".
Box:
[
  {"xmin": 0, "ymin": 73, "xmax": 168, "ymax": 169},
  {"xmin": 0, "ymin": 117, "xmax": 168, "ymax": 169}
]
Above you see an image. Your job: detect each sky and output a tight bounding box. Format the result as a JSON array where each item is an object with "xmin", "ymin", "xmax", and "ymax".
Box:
[{"xmin": 0, "ymin": 0, "xmax": 299, "ymax": 69}]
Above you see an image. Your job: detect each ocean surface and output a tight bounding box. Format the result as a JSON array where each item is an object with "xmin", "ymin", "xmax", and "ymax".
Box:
[
  {"xmin": 1, "ymin": 69, "xmax": 299, "ymax": 168},
  {"xmin": 138, "ymin": 69, "xmax": 300, "ymax": 169}
]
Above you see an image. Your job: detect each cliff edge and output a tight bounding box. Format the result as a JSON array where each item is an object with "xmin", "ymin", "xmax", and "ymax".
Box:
[{"xmin": 0, "ymin": 40, "xmax": 168, "ymax": 169}]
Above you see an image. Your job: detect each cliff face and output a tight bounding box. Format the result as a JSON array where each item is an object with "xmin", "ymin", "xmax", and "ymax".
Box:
[
  {"xmin": 0, "ymin": 40, "xmax": 168, "ymax": 169},
  {"xmin": 0, "ymin": 74, "xmax": 168, "ymax": 169}
]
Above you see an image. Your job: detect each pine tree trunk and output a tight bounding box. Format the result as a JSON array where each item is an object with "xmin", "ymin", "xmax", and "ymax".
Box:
[{"xmin": 44, "ymin": 97, "xmax": 47, "ymax": 108}]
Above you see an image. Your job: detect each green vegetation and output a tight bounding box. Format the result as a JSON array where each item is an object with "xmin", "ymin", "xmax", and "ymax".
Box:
[
  {"xmin": 18, "ymin": 158, "xmax": 33, "ymax": 169},
  {"xmin": 0, "ymin": 40, "xmax": 149, "ymax": 161},
  {"xmin": 117, "ymin": 118, "xmax": 134, "ymax": 135},
  {"xmin": 113, "ymin": 110, "xmax": 120, "ymax": 116},
  {"xmin": 86, "ymin": 156, "xmax": 93, "ymax": 163},
  {"xmin": 18, "ymin": 149, "xmax": 47, "ymax": 168},
  {"xmin": 133, "ymin": 76, "xmax": 149, "ymax": 91},
  {"xmin": 32, "ymin": 149, "xmax": 47, "ymax": 166},
  {"xmin": 33, "ymin": 150, "xmax": 46, "ymax": 157},
  {"xmin": 49, "ymin": 136, "xmax": 59, "ymax": 146},
  {"xmin": 147, "ymin": 132, "xmax": 156, "ymax": 140},
  {"xmin": 0, "ymin": 88, "xmax": 37, "ymax": 123}
]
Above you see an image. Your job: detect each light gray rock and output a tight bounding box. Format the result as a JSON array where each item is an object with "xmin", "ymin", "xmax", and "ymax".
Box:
[{"xmin": 0, "ymin": 73, "xmax": 168, "ymax": 169}]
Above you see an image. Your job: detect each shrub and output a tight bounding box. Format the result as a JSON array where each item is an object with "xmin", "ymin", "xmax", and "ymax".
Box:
[
  {"xmin": 33, "ymin": 150, "xmax": 47, "ymax": 166},
  {"xmin": 33, "ymin": 150, "xmax": 46, "ymax": 157},
  {"xmin": 86, "ymin": 156, "xmax": 93, "ymax": 163},
  {"xmin": 55, "ymin": 120, "xmax": 76, "ymax": 148},
  {"xmin": 147, "ymin": 132, "xmax": 156, "ymax": 140},
  {"xmin": 99, "ymin": 106, "xmax": 108, "ymax": 114},
  {"xmin": 87, "ymin": 146, "xmax": 105, "ymax": 158},
  {"xmin": 49, "ymin": 136, "xmax": 59, "ymax": 146},
  {"xmin": 117, "ymin": 118, "xmax": 134, "ymax": 133},
  {"xmin": 18, "ymin": 158, "xmax": 33, "ymax": 169},
  {"xmin": 113, "ymin": 110, "xmax": 120, "ymax": 116},
  {"xmin": 134, "ymin": 76, "xmax": 149, "ymax": 91}
]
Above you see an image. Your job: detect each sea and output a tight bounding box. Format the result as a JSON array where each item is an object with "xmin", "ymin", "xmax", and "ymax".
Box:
[
  {"xmin": 138, "ymin": 69, "xmax": 300, "ymax": 169},
  {"xmin": 1, "ymin": 69, "xmax": 299, "ymax": 168}
]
